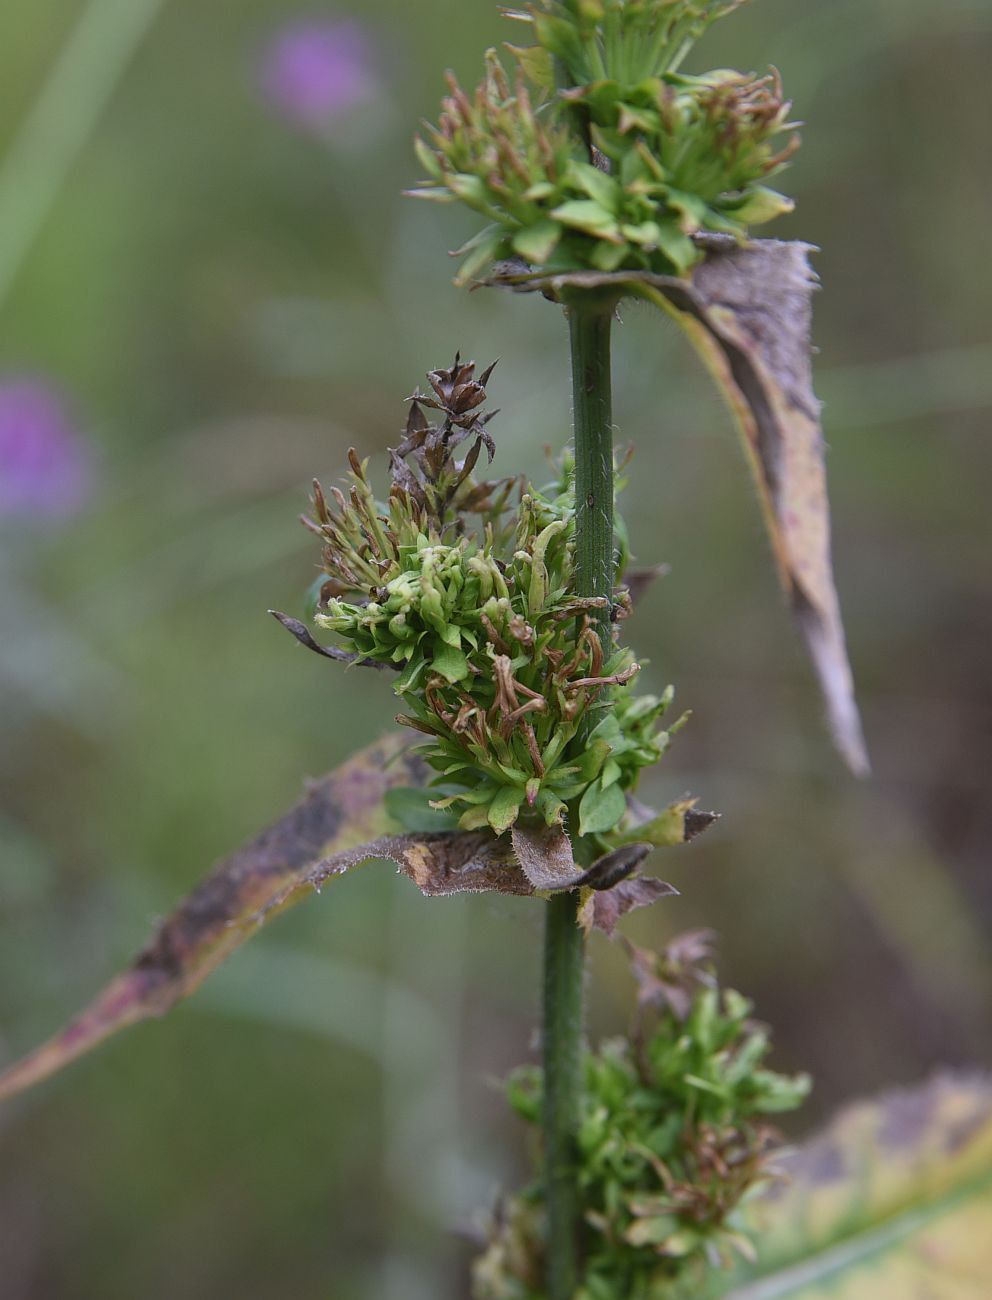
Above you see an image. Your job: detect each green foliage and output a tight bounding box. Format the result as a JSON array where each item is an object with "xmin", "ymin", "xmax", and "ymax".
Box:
[
  {"xmin": 411, "ymin": 1, "xmax": 798, "ymax": 282},
  {"xmin": 474, "ymin": 936, "xmax": 811, "ymax": 1298},
  {"xmin": 305, "ymin": 358, "xmax": 679, "ymax": 836}
]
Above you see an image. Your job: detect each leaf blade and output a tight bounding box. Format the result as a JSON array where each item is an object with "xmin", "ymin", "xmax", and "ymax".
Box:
[
  {"xmin": 481, "ymin": 245, "xmax": 870, "ymax": 776},
  {"xmin": 0, "ymin": 737, "xmax": 521, "ymax": 1103},
  {"xmin": 709, "ymin": 1073, "xmax": 992, "ymax": 1299}
]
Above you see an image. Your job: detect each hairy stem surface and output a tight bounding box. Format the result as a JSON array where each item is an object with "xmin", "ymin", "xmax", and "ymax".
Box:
[{"xmin": 543, "ymin": 295, "xmax": 616, "ymax": 1300}]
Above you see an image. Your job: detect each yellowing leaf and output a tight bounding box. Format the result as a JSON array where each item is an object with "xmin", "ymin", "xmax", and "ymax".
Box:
[
  {"xmin": 609, "ymin": 797, "xmax": 719, "ymax": 849},
  {"xmin": 651, "ymin": 240, "xmax": 870, "ymax": 777},
  {"xmin": 708, "ymin": 1073, "xmax": 992, "ymax": 1299},
  {"xmin": 483, "ymin": 243, "xmax": 870, "ymax": 776}
]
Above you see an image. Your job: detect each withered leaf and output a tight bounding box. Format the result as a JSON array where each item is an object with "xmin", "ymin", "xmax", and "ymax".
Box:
[
  {"xmin": 0, "ymin": 736, "xmax": 702, "ymax": 1105},
  {"xmin": 625, "ymin": 929, "xmax": 717, "ymax": 1020},
  {"xmin": 674, "ymin": 242, "xmax": 869, "ymax": 777},
  {"xmin": 610, "ymin": 797, "xmax": 719, "ymax": 850},
  {"xmin": 483, "ymin": 243, "xmax": 869, "ymax": 776},
  {"xmin": 511, "ymin": 821, "xmax": 585, "ymax": 891},
  {"xmin": 268, "ymin": 610, "xmax": 398, "ymax": 671},
  {"xmin": 510, "ymin": 825, "xmax": 660, "ymax": 894},
  {"xmin": 581, "ymin": 842, "xmax": 653, "ymax": 891},
  {"xmin": 578, "ymin": 877, "xmax": 678, "ymax": 939},
  {"xmin": 0, "ymin": 737, "xmax": 522, "ymax": 1105}
]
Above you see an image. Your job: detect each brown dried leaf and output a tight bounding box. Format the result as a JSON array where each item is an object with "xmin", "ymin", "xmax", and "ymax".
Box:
[
  {"xmin": 678, "ymin": 242, "xmax": 869, "ymax": 777},
  {"xmin": 578, "ymin": 877, "xmax": 679, "ymax": 939},
  {"xmin": 268, "ymin": 609, "xmax": 397, "ymax": 671},
  {"xmin": 483, "ymin": 244, "xmax": 869, "ymax": 775},
  {"xmin": 581, "ymin": 842, "xmax": 653, "ymax": 891},
  {"xmin": 0, "ymin": 736, "xmax": 710, "ymax": 1101},
  {"xmin": 0, "ymin": 737, "xmax": 525, "ymax": 1105},
  {"xmin": 625, "ymin": 929, "xmax": 718, "ymax": 1019},
  {"xmin": 511, "ymin": 821, "xmax": 585, "ymax": 891},
  {"xmin": 510, "ymin": 828, "xmax": 666, "ymax": 899}
]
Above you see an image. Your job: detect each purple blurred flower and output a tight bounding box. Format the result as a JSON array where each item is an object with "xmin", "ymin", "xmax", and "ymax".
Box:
[
  {"xmin": 259, "ymin": 19, "xmax": 381, "ymax": 129},
  {"xmin": 0, "ymin": 378, "xmax": 91, "ymax": 520}
]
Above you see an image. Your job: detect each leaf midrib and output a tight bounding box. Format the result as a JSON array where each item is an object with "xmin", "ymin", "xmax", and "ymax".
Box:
[{"xmin": 720, "ymin": 1168, "xmax": 992, "ymax": 1299}]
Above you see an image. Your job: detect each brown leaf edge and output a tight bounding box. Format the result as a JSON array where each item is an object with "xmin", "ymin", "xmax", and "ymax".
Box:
[
  {"xmin": 0, "ymin": 737, "xmax": 509, "ymax": 1105},
  {"xmin": 483, "ymin": 244, "xmax": 869, "ymax": 777},
  {"xmin": 579, "ymin": 875, "xmax": 679, "ymax": 939},
  {"xmin": 0, "ymin": 738, "xmax": 711, "ymax": 1105}
]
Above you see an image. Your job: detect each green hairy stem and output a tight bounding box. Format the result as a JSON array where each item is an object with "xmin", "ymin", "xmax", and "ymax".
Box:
[
  {"xmin": 542, "ymin": 889, "xmax": 586, "ymax": 1300},
  {"xmin": 542, "ymin": 296, "xmax": 616, "ymax": 1299}
]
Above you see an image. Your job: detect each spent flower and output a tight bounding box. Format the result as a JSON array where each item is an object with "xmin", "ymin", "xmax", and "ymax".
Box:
[{"xmin": 291, "ymin": 357, "xmax": 680, "ymax": 836}]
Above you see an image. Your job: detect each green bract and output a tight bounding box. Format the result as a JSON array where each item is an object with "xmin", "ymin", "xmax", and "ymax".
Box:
[
  {"xmin": 301, "ymin": 358, "xmax": 680, "ymax": 837},
  {"xmin": 505, "ymin": 1, "xmax": 750, "ymax": 87},
  {"xmin": 410, "ymin": 1, "xmax": 798, "ymax": 281},
  {"xmin": 474, "ymin": 934, "xmax": 812, "ymax": 1299}
]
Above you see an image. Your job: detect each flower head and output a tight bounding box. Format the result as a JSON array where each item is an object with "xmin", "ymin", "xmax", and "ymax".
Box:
[
  {"xmin": 259, "ymin": 19, "xmax": 381, "ymax": 129},
  {"xmin": 475, "ymin": 935, "xmax": 811, "ymax": 1298},
  {"xmin": 289, "ymin": 358, "xmax": 680, "ymax": 836},
  {"xmin": 411, "ymin": 2, "xmax": 799, "ymax": 282},
  {"xmin": 0, "ymin": 378, "xmax": 91, "ymax": 521}
]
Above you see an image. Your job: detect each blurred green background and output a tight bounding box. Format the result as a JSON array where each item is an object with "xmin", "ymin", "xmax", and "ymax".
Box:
[{"xmin": 1, "ymin": 1, "xmax": 990, "ymax": 1296}]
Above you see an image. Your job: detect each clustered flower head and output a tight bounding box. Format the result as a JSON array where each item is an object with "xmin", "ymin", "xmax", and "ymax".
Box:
[
  {"xmin": 0, "ymin": 377, "xmax": 91, "ymax": 521},
  {"xmin": 474, "ymin": 933, "xmax": 812, "ymax": 1299},
  {"xmin": 259, "ymin": 19, "xmax": 382, "ymax": 130},
  {"xmin": 301, "ymin": 358, "xmax": 679, "ymax": 836},
  {"xmin": 410, "ymin": 0, "xmax": 799, "ymax": 281}
]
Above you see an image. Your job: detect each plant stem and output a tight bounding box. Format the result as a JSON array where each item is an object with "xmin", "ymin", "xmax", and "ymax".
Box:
[
  {"xmin": 543, "ymin": 294, "xmax": 616, "ymax": 1300},
  {"xmin": 569, "ymin": 296, "xmax": 616, "ymax": 651},
  {"xmin": 542, "ymin": 888, "xmax": 586, "ymax": 1300}
]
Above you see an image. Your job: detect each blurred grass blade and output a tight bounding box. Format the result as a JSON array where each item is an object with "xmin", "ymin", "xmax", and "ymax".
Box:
[
  {"xmin": 709, "ymin": 1073, "xmax": 992, "ymax": 1298},
  {"xmin": 0, "ymin": 737, "xmax": 522, "ymax": 1104},
  {"xmin": 0, "ymin": 0, "xmax": 167, "ymax": 312}
]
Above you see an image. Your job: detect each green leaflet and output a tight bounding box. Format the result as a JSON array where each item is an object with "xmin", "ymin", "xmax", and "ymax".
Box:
[
  {"xmin": 578, "ymin": 777, "xmax": 627, "ymax": 837},
  {"xmin": 488, "ymin": 784, "xmax": 527, "ymax": 834},
  {"xmin": 513, "ymin": 219, "xmax": 563, "ymax": 264},
  {"xmin": 431, "ymin": 640, "xmax": 470, "ymax": 682}
]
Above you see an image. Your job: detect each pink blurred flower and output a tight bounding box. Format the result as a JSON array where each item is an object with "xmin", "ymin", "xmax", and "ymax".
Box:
[
  {"xmin": 0, "ymin": 378, "xmax": 91, "ymax": 520},
  {"xmin": 259, "ymin": 19, "xmax": 381, "ymax": 129}
]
